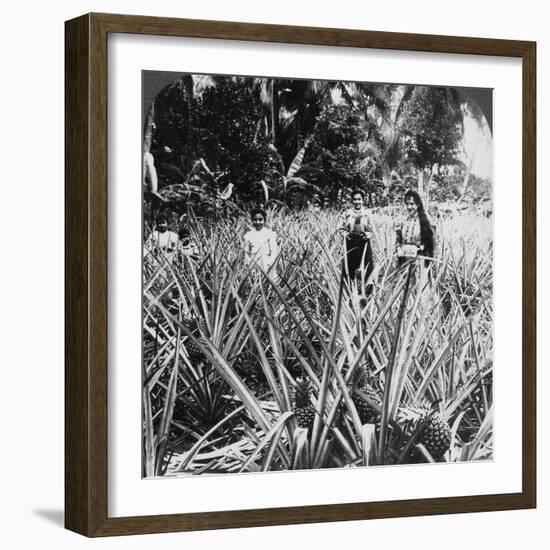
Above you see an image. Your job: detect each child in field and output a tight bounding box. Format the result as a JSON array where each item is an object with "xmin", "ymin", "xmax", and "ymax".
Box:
[
  {"xmin": 244, "ymin": 209, "xmax": 279, "ymax": 274},
  {"xmin": 146, "ymin": 212, "xmax": 179, "ymax": 263},
  {"xmin": 144, "ymin": 212, "xmax": 181, "ymax": 311}
]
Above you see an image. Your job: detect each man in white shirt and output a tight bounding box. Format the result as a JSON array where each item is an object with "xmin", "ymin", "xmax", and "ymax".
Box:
[{"xmin": 244, "ymin": 208, "xmax": 278, "ymax": 273}]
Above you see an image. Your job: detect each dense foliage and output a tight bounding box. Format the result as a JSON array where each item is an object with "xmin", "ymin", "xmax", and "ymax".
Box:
[
  {"xmin": 144, "ymin": 76, "xmax": 491, "ymax": 221},
  {"xmin": 401, "ymin": 87, "xmax": 464, "ymax": 171},
  {"xmin": 303, "ymin": 102, "xmax": 371, "ymax": 203}
]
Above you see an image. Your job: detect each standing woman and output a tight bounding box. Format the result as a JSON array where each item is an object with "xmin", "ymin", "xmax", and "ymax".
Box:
[
  {"xmin": 394, "ymin": 189, "xmax": 434, "ymax": 268},
  {"xmin": 341, "ymin": 190, "xmax": 375, "ymax": 287}
]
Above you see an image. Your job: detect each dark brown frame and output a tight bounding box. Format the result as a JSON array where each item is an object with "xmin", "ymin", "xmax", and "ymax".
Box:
[{"xmin": 65, "ymin": 12, "xmax": 537, "ymax": 537}]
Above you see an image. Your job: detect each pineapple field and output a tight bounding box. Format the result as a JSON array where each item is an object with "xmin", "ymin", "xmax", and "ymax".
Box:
[{"xmin": 142, "ymin": 207, "xmax": 493, "ymax": 477}]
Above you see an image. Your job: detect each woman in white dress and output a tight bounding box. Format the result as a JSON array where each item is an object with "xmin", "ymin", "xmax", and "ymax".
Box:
[{"xmin": 244, "ymin": 208, "xmax": 279, "ymax": 274}]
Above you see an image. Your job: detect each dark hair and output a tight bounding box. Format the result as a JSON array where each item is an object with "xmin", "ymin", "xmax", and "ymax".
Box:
[
  {"xmin": 156, "ymin": 212, "xmax": 168, "ymax": 224},
  {"xmin": 404, "ymin": 189, "xmax": 434, "ymax": 258},
  {"xmin": 178, "ymin": 225, "xmax": 190, "ymax": 239},
  {"xmin": 351, "ymin": 189, "xmax": 365, "ymax": 200},
  {"xmin": 250, "ymin": 208, "xmax": 266, "ymax": 220}
]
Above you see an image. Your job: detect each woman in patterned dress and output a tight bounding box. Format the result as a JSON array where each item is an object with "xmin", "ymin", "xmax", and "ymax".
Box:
[
  {"xmin": 341, "ymin": 190, "xmax": 375, "ymax": 286},
  {"xmin": 394, "ymin": 189, "xmax": 434, "ymax": 268}
]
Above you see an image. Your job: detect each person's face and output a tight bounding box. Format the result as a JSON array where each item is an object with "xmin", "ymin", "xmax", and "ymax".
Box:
[
  {"xmin": 352, "ymin": 194, "xmax": 363, "ymax": 209},
  {"xmin": 157, "ymin": 220, "xmax": 168, "ymax": 233},
  {"xmin": 405, "ymin": 196, "xmax": 418, "ymax": 216},
  {"xmin": 252, "ymin": 214, "xmax": 265, "ymax": 230}
]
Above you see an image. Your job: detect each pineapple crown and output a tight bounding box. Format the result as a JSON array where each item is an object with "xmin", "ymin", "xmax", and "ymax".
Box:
[
  {"xmin": 398, "ymin": 400, "xmax": 445, "ymax": 425},
  {"xmin": 182, "ymin": 313, "xmax": 198, "ymax": 328},
  {"xmin": 183, "ymin": 314, "xmax": 207, "ymax": 335},
  {"xmin": 350, "ymin": 364, "xmax": 370, "ymax": 389},
  {"xmin": 237, "ymin": 350, "xmax": 256, "ymax": 369},
  {"xmin": 294, "ymin": 378, "xmax": 312, "ymax": 408}
]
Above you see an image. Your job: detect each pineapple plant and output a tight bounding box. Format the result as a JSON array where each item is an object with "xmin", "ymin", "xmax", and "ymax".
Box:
[
  {"xmin": 302, "ymin": 296, "xmax": 317, "ymax": 320},
  {"xmin": 482, "ymin": 368, "xmax": 493, "ymax": 388},
  {"xmin": 419, "ymin": 411, "xmax": 452, "ymax": 459},
  {"xmin": 185, "ymin": 338, "xmax": 204, "ymax": 363},
  {"xmin": 480, "ymin": 360, "xmax": 493, "ymax": 391},
  {"xmin": 350, "ymin": 366, "xmax": 381, "ymax": 425},
  {"xmin": 395, "ymin": 405, "xmax": 451, "ymax": 462},
  {"xmin": 235, "ymin": 350, "xmax": 270, "ymax": 394},
  {"xmin": 183, "ymin": 315, "xmax": 206, "ymax": 364},
  {"xmin": 318, "ymin": 292, "xmax": 333, "ymax": 320},
  {"xmin": 293, "ymin": 378, "xmax": 316, "ymax": 431},
  {"xmin": 235, "ymin": 350, "xmax": 257, "ymax": 374}
]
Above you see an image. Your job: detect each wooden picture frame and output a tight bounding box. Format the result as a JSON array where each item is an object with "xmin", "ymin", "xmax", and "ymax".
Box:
[{"xmin": 65, "ymin": 12, "xmax": 536, "ymax": 537}]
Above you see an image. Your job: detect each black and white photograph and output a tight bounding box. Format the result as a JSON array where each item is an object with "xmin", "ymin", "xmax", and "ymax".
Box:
[{"xmin": 141, "ymin": 71, "xmax": 494, "ymax": 478}]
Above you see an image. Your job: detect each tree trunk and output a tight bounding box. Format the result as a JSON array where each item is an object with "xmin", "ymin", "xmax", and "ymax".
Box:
[
  {"xmin": 182, "ymin": 75, "xmax": 196, "ymax": 176},
  {"xmin": 417, "ymin": 168, "xmax": 430, "ymax": 201},
  {"xmin": 296, "ymin": 123, "xmax": 302, "ymax": 157},
  {"xmin": 270, "ymin": 79, "xmax": 280, "ymax": 149},
  {"xmin": 142, "ymin": 100, "xmax": 155, "ymax": 156},
  {"xmin": 382, "ymin": 162, "xmax": 391, "ymax": 206},
  {"xmin": 459, "ymin": 131, "xmax": 480, "ymax": 202},
  {"xmin": 425, "ymin": 163, "xmax": 438, "ymax": 208},
  {"xmin": 253, "ymin": 118, "xmax": 262, "ymax": 145},
  {"xmin": 142, "ymin": 101, "xmax": 158, "ymax": 193}
]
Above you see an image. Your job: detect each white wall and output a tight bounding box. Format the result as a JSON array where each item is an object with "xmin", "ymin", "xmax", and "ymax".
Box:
[{"xmin": 1, "ymin": 0, "xmax": 546, "ymax": 547}]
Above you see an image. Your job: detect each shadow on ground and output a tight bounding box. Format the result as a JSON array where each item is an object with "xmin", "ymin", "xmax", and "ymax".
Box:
[{"xmin": 33, "ymin": 509, "xmax": 64, "ymax": 527}]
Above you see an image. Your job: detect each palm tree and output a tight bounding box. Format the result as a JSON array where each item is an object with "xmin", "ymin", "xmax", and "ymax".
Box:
[
  {"xmin": 257, "ymin": 138, "xmax": 320, "ymax": 207},
  {"xmin": 246, "ymin": 77, "xmax": 345, "ymax": 171},
  {"xmin": 355, "ymin": 85, "xmax": 414, "ymax": 201},
  {"xmin": 358, "ymin": 85, "xmax": 472, "ymax": 204},
  {"xmin": 456, "ymin": 93, "xmax": 492, "ymax": 202}
]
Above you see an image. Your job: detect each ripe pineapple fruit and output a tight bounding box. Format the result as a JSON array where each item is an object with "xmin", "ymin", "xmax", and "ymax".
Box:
[
  {"xmin": 419, "ymin": 411, "xmax": 452, "ymax": 458},
  {"xmin": 395, "ymin": 404, "xmax": 451, "ymax": 462},
  {"xmin": 318, "ymin": 293, "xmax": 333, "ymax": 319},
  {"xmin": 293, "ymin": 379, "xmax": 316, "ymax": 431},
  {"xmin": 353, "ymin": 384, "xmax": 381, "ymax": 424},
  {"xmin": 183, "ymin": 315, "xmax": 205, "ymax": 364},
  {"xmin": 482, "ymin": 368, "xmax": 493, "ymax": 388},
  {"xmin": 185, "ymin": 338, "xmax": 204, "ymax": 363},
  {"xmin": 480, "ymin": 361, "xmax": 493, "ymax": 391},
  {"xmin": 350, "ymin": 366, "xmax": 381, "ymax": 424}
]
